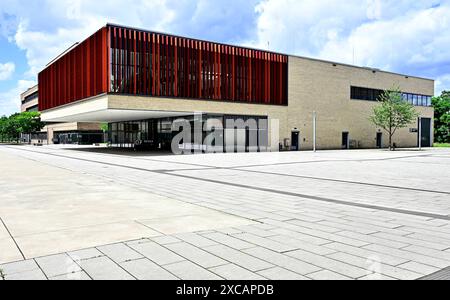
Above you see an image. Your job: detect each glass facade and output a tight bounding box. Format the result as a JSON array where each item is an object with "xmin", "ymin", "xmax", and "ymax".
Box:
[
  {"xmin": 53, "ymin": 131, "xmax": 104, "ymax": 145},
  {"xmin": 108, "ymin": 114, "xmax": 269, "ymax": 153},
  {"xmin": 350, "ymin": 86, "xmax": 432, "ymax": 107}
]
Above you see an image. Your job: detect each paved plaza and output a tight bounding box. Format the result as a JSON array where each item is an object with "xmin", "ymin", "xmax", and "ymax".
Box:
[{"xmin": 1, "ymin": 145, "xmax": 450, "ymax": 280}]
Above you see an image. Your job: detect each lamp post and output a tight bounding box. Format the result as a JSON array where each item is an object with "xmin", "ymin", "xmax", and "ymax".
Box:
[
  {"xmin": 313, "ymin": 111, "xmax": 317, "ymax": 153},
  {"xmin": 418, "ymin": 117, "xmax": 422, "ymax": 151}
]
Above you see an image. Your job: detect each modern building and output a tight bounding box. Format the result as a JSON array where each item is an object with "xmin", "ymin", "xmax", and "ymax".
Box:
[
  {"xmin": 20, "ymin": 85, "xmax": 104, "ymax": 145},
  {"xmin": 39, "ymin": 24, "xmax": 435, "ymax": 152}
]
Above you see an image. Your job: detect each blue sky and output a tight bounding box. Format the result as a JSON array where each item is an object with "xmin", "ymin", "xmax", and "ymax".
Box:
[{"xmin": 1, "ymin": 0, "xmax": 449, "ymax": 115}]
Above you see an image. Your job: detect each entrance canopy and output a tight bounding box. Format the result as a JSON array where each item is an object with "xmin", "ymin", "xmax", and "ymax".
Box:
[{"xmin": 40, "ymin": 95, "xmax": 193, "ymax": 123}]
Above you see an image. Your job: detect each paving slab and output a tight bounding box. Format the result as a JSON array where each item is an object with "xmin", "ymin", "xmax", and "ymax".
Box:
[
  {"xmin": 1, "ymin": 146, "xmax": 450, "ymax": 280},
  {"xmin": 120, "ymin": 258, "xmax": 179, "ymax": 280},
  {"xmin": 78, "ymin": 256, "xmax": 135, "ymax": 280},
  {"xmin": 35, "ymin": 253, "xmax": 81, "ymax": 278}
]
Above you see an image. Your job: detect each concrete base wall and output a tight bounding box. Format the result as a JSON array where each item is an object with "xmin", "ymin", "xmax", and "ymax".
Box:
[{"xmin": 44, "ymin": 122, "xmax": 102, "ymax": 144}]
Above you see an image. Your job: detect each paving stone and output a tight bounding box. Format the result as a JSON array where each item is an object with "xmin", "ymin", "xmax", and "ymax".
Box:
[
  {"xmin": 120, "ymin": 258, "xmax": 179, "ymax": 280},
  {"xmin": 327, "ymin": 252, "xmax": 422, "ymax": 280},
  {"xmin": 407, "ymin": 233, "xmax": 450, "ymax": 246},
  {"xmin": 269, "ymin": 235, "xmax": 336, "ymax": 256},
  {"xmin": 216, "ymin": 227, "xmax": 245, "ymax": 235},
  {"xmin": 151, "ymin": 235, "xmax": 181, "ymax": 245},
  {"xmin": 232, "ymin": 233, "xmax": 297, "ymax": 253},
  {"xmin": 286, "ymin": 249, "xmax": 368, "ymax": 279},
  {"xmin": 208, "ymin": 263, "xmax": 266, "ymax": 280},
  {"xmin": 323, "ymin": 242, "xmax": 408, "ymax": 266},
  {"xmin": 357, "ymin": 273, "xmax": 396, "ymax": 280},
  {"xmin": 257, "ymin": 267, "xmax": 309, "ymax": 280},
  {"xmin": 50, "ymin": 271, "xmax": 91, "ymax": 280},
  {"xmin": 372, "ymin": 232, "xmax": 450, "ymax": 251},
  {"xmin": 68, "ymin": 248, "xmax": 103, "ymax": 261},
  {"xmin": 317, "ymin": 220, "xmax": 379, "ymax": 235},
  {"xmin": 363, "ymin": 244, "xmax": 450, "ymax": 269},
  {"xmin": 164, "ymin": 261, "xmax": 222, "ymax": 280},
  {"xmin": 263, "ymin": 219, "xmax": 369, "ymax": 247},
  {"xmin": 0, "ymin": 259, "xmax": 39, "ymax": 276},
  {"xmin": 166, "ymin": 242, "xmax": 227, "ymax": 268},
  {"xmin": 401, "ymin": 245, "xmax": 450, "ymax": 262},
  {"xmin": 97, "ymin": 243, "xmax": 143, "ymax": 263},
  {"xmin": 340, "ymin": 217, "xmax": 403, "ymax": 230},
  {"xmin": 234, "ymin": 225, "xmax": 278, "ymax": 237},
  {"xmin": 79, "ymin": 256, "xmax": 134, "ymax": 280},
  {"xmin": 204, "ymin": 245, "xmax": 273, "ymax": 272},
  {"xmin": 287, "ymin": 219, "xmax": 343, "ymax": 234},
  {"xmin": 202, "ymin": 232, "xmax": 255, "ymax": 250},
  {"xmin": 174, "ymin": 232, "xmax": 218, "ymax": 248},
  {"xmin": 125, "ymin": 238, "xmax": 152, "ymax": 246},
  {"xmin": 336, "ymin": 231, "xmax": 410, "ymax": 249},
  {"xmin": 243, "ymin": 247, "xmax": 320, "ymax": 275},
  {"xmin": 398, "ymin": 261, "xmax": 440, "ymax": 276},
  {"xmin": 306, "ymin": 270, "xmax": 351, "ymax": 280},
  {"xmin": 129, "ymin": 241, "xmax": 185, "ymax": 266},
  {"xmin": 269, "ymin": 227, "xmax": 330, "ymax": 245},
  {"xmin": 35, "ymin": 253, "xmax": 81, "ymax": 278},
  {"xmin": 4, "ymin": 269, "xmax": 47, "ymax": 280}
]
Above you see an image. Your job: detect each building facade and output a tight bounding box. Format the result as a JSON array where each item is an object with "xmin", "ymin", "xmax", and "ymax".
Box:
[
  {"xmin": 20, "ymin": 84, "xmax": 105, "ymax": 145},
  {"xmin": 39, "ymin": 24, "xmax": 435, "ymax": 151}
]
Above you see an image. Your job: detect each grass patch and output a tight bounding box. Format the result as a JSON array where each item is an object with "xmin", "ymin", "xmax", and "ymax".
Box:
[{"xmin": 434, "ymin": 143, "xmax": 450, "ymax": 148}]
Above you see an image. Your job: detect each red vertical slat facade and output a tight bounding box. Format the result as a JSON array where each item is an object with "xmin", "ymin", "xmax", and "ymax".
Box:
[
  {"xmin": 38, "ymin": 27, "xmax": 109, "ymax": 111},
  {"xmin": 39, "ymin": 24, "xmax": 288, "ymax": 111}
]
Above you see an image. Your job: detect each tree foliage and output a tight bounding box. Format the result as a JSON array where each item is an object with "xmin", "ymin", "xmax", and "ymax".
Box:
[
  {"xmin": 432, "ymin": 91, "xmax": 450, "ymax": 143},
  {"xmin": 0, "ymin": 112, "xmax": 45, "ymax": 142},
  {"xmin": 370, "ymin": 86, "xmax": 419, "ymax": 150}
]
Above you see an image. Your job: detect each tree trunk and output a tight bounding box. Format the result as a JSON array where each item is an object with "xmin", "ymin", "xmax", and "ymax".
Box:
[{"xmin": 389, "ymin": 124, "xmax": 393, "ymax": 151}]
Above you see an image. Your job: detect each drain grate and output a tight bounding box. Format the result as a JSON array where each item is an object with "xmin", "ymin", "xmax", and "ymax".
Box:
[{"xmin": 419, "ymin": 267, "xmax": 450, "ymax": 280}]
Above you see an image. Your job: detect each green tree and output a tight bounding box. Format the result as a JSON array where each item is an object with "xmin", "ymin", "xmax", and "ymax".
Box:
[
  {"xmin": 432, "ymin": 91, "xmax": 450, "ymax": 143},
  {"xmin": 370, "ymin": 86, "xmax": 419, "ymax": 150},
  {"xmin": 15, "ymin": 112, "xmax": 45, "ymax": 143},
  {"xmin": 2, "ymin": 114, "xmax": 20, "ymax": 142},
  {"xmin": 0, "ymin": 112, "xmax": 45, "ymax": 143},
  {"xmin": 0, "ymin": 116, "xmax": 8, "ymax": 142}
]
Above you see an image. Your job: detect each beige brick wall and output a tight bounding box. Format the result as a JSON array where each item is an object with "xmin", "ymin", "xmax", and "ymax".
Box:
[{"xmin": 287, "ymin": 56, "xmax": 434, "ymax": 150}]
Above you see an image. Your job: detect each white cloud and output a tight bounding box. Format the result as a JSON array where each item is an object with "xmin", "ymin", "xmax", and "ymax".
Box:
[
  {"xmin": 318, "ymin": 5, "xmax": 450, "ymax": 70},
  {"xmin": 250, "ymin": 0, "xmax": 450, "ymax": 94},
  {"xmin": 0, "ymin": 79, "xmax": 36, "ymax": 116},
  {"xmin": 0, "ymin": 62, "xmax": 15, "ymax": 80},
  {"xmin": 436, "ymin": 75, "xmax": 450, "ymax": 95}
]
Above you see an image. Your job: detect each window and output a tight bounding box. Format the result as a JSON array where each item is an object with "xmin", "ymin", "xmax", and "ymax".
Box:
[
  {"xmin": 26, "ymin": 104, "xmax": 39, "ymax": 112},
  {"xmin": 350, "ymin": 86, "xmax": 432, "ymax": 107},
  {"xmin": 22, "ymin": 91, "xmax": 38, "ymax": 104},
  {"xmin": 413, "ymin": 94, "xmax": 418, "ymax": 106}
]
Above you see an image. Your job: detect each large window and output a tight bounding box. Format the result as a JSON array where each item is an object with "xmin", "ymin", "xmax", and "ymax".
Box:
[{"xmin": 350, "ymin": 86, "xmax": 432, "ymax": 107}]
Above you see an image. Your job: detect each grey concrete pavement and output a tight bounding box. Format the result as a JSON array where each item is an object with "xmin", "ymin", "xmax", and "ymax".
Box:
[{"xmin": 0, "ymin": 145, "xmax": 449, "ymax": 280}]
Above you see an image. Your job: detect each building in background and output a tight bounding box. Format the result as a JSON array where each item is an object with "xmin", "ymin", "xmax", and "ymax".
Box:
[
  {"xmin": 20, "ymin": 84, "xmax": 104, "ymax": 145},
  {"xmin": 38, "ymin": 24, "xmax": 434, "ymax": 151}
]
